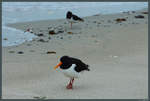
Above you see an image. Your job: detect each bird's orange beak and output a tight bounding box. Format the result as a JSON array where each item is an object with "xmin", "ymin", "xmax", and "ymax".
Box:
[{"xmin": 54, "ymin": 62, "xmax": 62, "ymax": 70}]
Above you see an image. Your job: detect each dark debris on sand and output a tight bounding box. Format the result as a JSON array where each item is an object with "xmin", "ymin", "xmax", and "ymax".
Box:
[
  {"xmin": 3, "ymin": 38, "xmax": 8, "ymax": 40},
  {"xmin": 93, "ymin": 21, "xmax": 97, "ymax": 23},
  {"xmin": 37, "ymin": 39, "xmax": 48, "ymax": 43},
  {"xmin": 17, "ymin": 51, "xmax": 24, "ymax": 54},
  {"xmin": 60, "ymin": 37, "xmax": 63, "ymax": 39},
  {"xmin": 33, "ymin": 96, "xmax": 47, "ymax": 100},
  {"xmin": 93, "ymin": 14, "xmax": 100, "ymax": 16},
  {"xmin": 46, "ymin": 51, "xmax": 56, "ymax": 54},
  {"xmin": 142, "ymin": 12, "xmax": 148, "ymax": 14},
  {"xmin": 115, "ymin": 18, "xmax": 127, "ymax": 23},
  {"xmin": 135, "ymin": 15, "xmax": 145, "ymax": 19},
  {"xmin": 37, "ymin": 33, "xmax": 44, "ymax": 37},
  {"xmin": 49, "ymin": 30, "xmax": 56, "ymax": 35},
  {"xmin": 67, "ymin": 32, "xmax": 73, "ymax": 34},
  {"xmin": 48, "ymin": 26, "xmax": 64, "ymax": 35}
]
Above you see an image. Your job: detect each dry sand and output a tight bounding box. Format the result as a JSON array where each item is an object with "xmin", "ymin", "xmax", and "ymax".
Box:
[{"xmin": 2, "ymin": 9, "xmax": 148, "ymax": 99}]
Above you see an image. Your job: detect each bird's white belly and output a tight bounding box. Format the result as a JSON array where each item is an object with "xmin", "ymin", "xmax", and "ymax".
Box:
[
  {"xmin": 60, "ymin": 64, "xmax": 79, "ymax": 78},
  {"xmin": 67, "ymin": 18, "xmax": 77, "ymax": 23}
]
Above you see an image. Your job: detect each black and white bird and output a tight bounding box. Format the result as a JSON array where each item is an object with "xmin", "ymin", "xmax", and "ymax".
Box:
[
  {"xmin": 66, "ymin": 11, "xmax": 84, "ymax": 29},
  {"xmin": 54, "ymin": 56, "xmax": 90, "ymax": 89}
]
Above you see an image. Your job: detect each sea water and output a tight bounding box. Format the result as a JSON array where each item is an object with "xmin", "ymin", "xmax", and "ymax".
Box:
[{"xmin": 2, "ymin": 2, "xmax": 148, "ymax": 47}]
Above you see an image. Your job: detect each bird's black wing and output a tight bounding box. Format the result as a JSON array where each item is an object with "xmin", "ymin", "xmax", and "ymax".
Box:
[
  {"xmin": 72, "ymin": 14, "xmax": 84, "ymax": 22},
  {"xmin": 69, "ymin": 57, "xmax": 89, "ymax": 72}
]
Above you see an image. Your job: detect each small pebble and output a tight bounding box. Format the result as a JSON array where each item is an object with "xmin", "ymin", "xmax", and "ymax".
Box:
[
  {"xmin": 9, "ymin": 51, "xmax": 15, "ymax": 53},
  {"xmin": 135, "ymin": 15, "xmax": 145, "ymax": 19},
  {"xmin": 46, "ymin": 51, "xmax": 56, "ymax": 54},
  {"xmin": 68, "ymin": 32, "xmax": 72, "ymax": 34},
  {"xmin": 49, "ymin": 30, "xmax": 56, "ymax": 35},
  {"xmin": 60, "ymin": 37, "xmax": 63, "ymax": 39},
  {"xmin": 142, "ymin": 12, "xmax": 148, "ymax": 14},
  {"xmin": 38, "ymin": 39, "xmax": 46, "ymax": 42},
  {"xmin": 3, "ymin": 38, "xmax": 8, "ymax": 40},
  {"xmin": 18, "ymin": 51, "xmax": 24, "ymax": 54},
  {"xmin": 37, "ymin": 33, "xmax": 44, "ymax": 37}
]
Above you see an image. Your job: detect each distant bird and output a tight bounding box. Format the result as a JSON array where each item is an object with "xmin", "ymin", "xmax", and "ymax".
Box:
[
  {"xmin": 54, "ymin": 56, "xmax": 90, "ymax": 89},
  {"xmin": 66, "ymin": 11, "xmax": 84, "ymax": 29}
]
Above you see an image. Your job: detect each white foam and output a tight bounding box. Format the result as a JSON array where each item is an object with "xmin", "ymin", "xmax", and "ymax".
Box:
[{"xmin": 2, "ymin": 26, "xmax": 37, "ymax": 47}]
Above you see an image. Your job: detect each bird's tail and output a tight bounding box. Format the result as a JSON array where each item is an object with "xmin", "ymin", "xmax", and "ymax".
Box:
[
  {"xmin": 86, "ymin": 68, "xmax": 90, "ymax": 71},
  {"xmin": 79, "ymin": 19, "xmax": 84, "ymax": 22},
  {"xmin": 85, "ymin": 64, "xmax": 90, "ymax": 71}
]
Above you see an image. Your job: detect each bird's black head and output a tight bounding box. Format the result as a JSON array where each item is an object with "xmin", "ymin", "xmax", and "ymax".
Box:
[
  {"xmin": 67, "ymin": 11, "xmax": 72, "ymax": 15},
  {"xmin": 54, "ymin": 56, "xmax": 70, "ymax": 70},
  {"xmin": 60, "ymin": 56, "xmax": 70, "ymax": 64},
  {"xmin": 66, "ymin": 11, "xmax": 72, "ymax": 19}
]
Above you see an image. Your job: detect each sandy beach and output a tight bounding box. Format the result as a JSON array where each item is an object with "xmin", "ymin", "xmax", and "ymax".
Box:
[{"xmin": 2, "ymin": 8, "xmax": 148, "ymax": 99}]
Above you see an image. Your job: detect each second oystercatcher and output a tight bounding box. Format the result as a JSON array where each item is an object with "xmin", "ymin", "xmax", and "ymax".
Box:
[
  {"xmin": 54, "ymin": 56, "xmax": 90, "ymax": 89},
  {"xmin": 66, "ymin": 11, "xmax": 84, "ymax": 29}
]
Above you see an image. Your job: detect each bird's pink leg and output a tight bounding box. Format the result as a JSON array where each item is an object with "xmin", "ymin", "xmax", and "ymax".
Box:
[
  {"xmin": 66, "ymin": 78, "xmax": 74, "ymax": 89},
  {"xmin": 66, "ymin": 79, "xmax": 72, "ymax": 89},
  {"xmin": 71, "ymin": 78, "xmax": 74, "ymax": 85}
]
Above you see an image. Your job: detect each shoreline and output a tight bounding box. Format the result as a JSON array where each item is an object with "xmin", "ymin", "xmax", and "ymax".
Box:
[
  {"xmin": 2, "ymin": 8, "xmax": 148, "ymax": 99},
  {"xmin": 3, "ymin": 8, "xmax": 148, "ymax": 49}
]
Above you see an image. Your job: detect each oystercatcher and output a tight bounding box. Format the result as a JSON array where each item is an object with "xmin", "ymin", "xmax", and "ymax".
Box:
[
  {"xmin": 54, "ymin": 56, "xmax": 90, "ymax": 89},
  {"xmin": 66, "ymin": 11, "xmax": 84, "ymax": 29}
]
